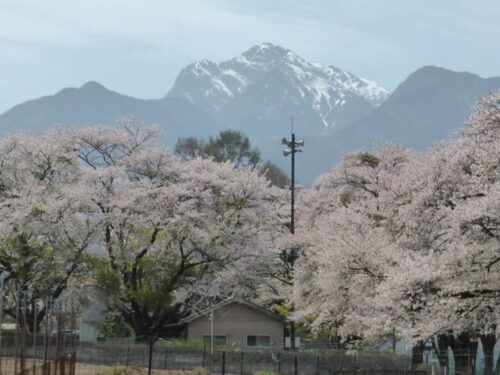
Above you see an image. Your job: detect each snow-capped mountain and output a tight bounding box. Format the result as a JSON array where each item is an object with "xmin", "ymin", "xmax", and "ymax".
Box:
[
  {"xmin": 3, "ymin": 42, "xmax": 498, "ymax": 185},
  {"xmin": 167, "ymin": 43, "xmax": 389, "ymax": 136}
]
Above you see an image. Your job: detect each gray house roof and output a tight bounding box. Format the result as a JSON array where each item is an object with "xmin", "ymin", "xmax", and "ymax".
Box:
[{"xmin": 180, "ymin": 298, "xmax": 286, "ymax": 324}]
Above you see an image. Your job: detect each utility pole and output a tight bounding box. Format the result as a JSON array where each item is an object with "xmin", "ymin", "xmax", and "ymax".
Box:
[
  {"xmin": 282, "ymin": 118, "xmax": 304, "ymax": 350},
  {"xmin": 210, "ymin": 306, "xmax": 214, "ymax": 356}
]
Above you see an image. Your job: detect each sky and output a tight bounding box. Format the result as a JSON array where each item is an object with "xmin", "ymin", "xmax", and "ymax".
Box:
[{"xmin": 1, "ymin": 0, "xmax": 500, "ymax": 113}]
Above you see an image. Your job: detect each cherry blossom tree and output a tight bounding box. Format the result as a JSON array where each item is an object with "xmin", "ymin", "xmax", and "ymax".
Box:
[
  {"xmin": 378, "ymin": 94, "xmax": 500, "ymax": 372},
  {"xmin": 294, "ymin": 92, "xmax": 500, "ymax": 373},
  {"xmin": 69, "ymin": 120, "xmax": 281, "ymax": 337},
  {"xmin": 0, "ymin": 130, "xmax": 93, "ymax": 331},
  {"xmin": 293, "ymin": 146, "xmax": 411, "ymax": 341},
  {"xmin": 396, "ymin": 93, "xmax": 500, "ymax": 372},
  {"xmin": 0, "ymin": 119, "xmax": 282, "ymax": 338}
]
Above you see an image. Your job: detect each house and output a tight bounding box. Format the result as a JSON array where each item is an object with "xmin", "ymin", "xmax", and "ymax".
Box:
[{"xmin": 181, "ymin": 299, "xmax": 285, "ymax": 349}]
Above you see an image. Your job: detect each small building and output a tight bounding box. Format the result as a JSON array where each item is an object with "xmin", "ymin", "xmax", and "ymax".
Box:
[{"xmin": 182, "ymin": 299, "xmax": 285, "ymax": 349}]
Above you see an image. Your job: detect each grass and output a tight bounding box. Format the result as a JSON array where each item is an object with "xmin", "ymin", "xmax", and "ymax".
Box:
[
  {"xmin": 0, "ymin": 358, "xmax": 210, "ymax": 375},
  {"xmin": 74, "ymin": 363, "xmax": 209, "ymax": 375}
]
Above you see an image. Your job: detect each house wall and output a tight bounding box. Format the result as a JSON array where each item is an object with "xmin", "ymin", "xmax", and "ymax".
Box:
[{"xmin": 187, "ymin": 302, "xmax": 284, "ymax": 349}]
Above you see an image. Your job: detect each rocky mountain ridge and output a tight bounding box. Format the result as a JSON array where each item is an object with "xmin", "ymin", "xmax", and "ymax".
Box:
[
  {"xmin": 1, "ymin": 43, "xmax": 499, "ymax": 184},
  {"xmin": 167, "ymin": 43, "xmax": 389, "ymax": 138}
]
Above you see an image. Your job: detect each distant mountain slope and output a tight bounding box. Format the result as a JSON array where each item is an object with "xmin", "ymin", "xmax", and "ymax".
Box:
[
  {"xmin": 167, "ymin": 43, "xmax": 389, "ymax": 140},
  {"xmin": 1, "ymin": 45, "xmax": 499, "ymax": 186},
  {"xmin": 282, "ymin": 66, "xmax": 500, "ymax": 184},
  {"xmin": 335, "ymin": 66, "xmax": 500, "ymax": 150},
  {"xmin": 0, "ymin": 81, "xmax": 218, "ymax": 142}
]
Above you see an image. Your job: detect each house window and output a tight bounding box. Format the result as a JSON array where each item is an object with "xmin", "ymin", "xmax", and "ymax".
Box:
[
  {"xmin": 203, "ymin": 335, "xmax": 227, "ymax": 346},
  {"xmin": 247, "ymin": 335, "xmax": 271, "ymax": 347}
]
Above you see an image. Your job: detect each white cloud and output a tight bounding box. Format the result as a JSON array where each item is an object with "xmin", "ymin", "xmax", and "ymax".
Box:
[{"xmin": 0, "ymin": 0, "xmax": 266, "ymax": 46}]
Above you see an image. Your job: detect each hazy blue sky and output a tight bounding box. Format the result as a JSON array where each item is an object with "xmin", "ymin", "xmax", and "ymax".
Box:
[{"xmin": 1, "ymin": 0, "xmax": 500, "ymax": 113}]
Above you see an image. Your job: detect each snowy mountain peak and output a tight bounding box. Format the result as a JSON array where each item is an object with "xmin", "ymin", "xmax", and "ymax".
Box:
[
  {"xmin": 241, "ymin": 42, "xmax": 291, "ymax": 63},
  {"xmin": 236, "ymin": 42, "xmax": 309, "ymax": 73},
  {"xmin": 167, "ymin": 43, "xmax": 390, "ymax": 128}
]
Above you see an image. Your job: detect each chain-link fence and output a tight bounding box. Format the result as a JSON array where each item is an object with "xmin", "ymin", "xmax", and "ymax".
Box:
[
  {"xmin": 74, "ymin": 340, "xmax": 426, "ymax": 375},
  {"xmin": 4, "ymin": 336, "xmax": 497, "ymax": 375}
]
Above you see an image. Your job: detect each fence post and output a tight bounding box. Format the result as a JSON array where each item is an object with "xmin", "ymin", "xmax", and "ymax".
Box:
[
  {"xmin": 164, "ymin": 344, "xmax": 168, "ymax": 369},
  {"xmin": 222, "ymin": 351, "xmax": 226, "ymax": 375},
  {"xmin": 294, "ymin": 355, "xmax": 298, "ymax": 375},
  {"xmin": 467, "ymin": 348, "xmax": 471, "ymax": 375},
  {"xmin": 240, "ymin": 351, "xmax": 244, "ymax": 375},
  {"xmin": 43, "ymin": 299, "xmax": 49, "ymax": 373},
  {"xmin": 71, "ymin": 352, "xmax": 77, "ymax": 375},
  {"xmin": 14, "ymin": 287, "xmax": 20, "ymax": 375},
  {"xmin": 32, "ymin": 302, "xmax": 37, "ymax": 375},
  {"xmin": 21, "ymin": 292, "xmax": 27, "ymax": 375},
  {"xmin": 143, "ymin": 346, "xmax": 146, "ymax": 368},
  {"xmin": 277, "ymin": 352, "xmax": 281, "ymax": 374},
  {"xmin": 0, "ymin": 273, "xmax": 5, "ymax": 375},
  {"xmin": 60, "ymin": 353, "xmax": 66, "ymax": 375},
  {"xmin": 208, "ymin": 348, "xmax": 212, "ymax": 374},
  {"xmin": 316, "ymin": 355, "xmax": 320, "ymax": 375},
  {"xmin": 148, "ymin": 339, "xmax": 154, "ymax": 375},
  {"xmin": 202, "ymin": 344, "xmax": 206, "ymax": 368}
]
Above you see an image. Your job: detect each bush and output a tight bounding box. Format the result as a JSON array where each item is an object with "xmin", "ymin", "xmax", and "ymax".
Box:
[{"xmin": 98, "ymin": 310, "xmax": 133, "ymax": 338}]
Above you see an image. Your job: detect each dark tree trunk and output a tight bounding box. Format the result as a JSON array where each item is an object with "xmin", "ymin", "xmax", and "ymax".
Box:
[
  {"xmin": 466, "ymin": 338, "xmax": 478, "ymax": 375},
  {"xmin": 120, "ymin": 303, "xmax": 182, "ymax": 339},
  {"xmin": 6, "ymin": 301, "xmax": 48, "ymax": 335},
  {"xmin": 481, "ymin": 334, "xmax": 498, "ymax": 375},
  {"xmin": 448, "ymin": 332, "xmax": 477, "ymax": 375},
  {"xmin": 412, "ymin": 340, "xmax": 425, "ymax": 368},
  {"xmin": 434, "ymin": 334, "xmax": 452, "ymax": 369},
  {"xmin": 433, "ymin": 332, "xmax": 479, "ymax": 375}
]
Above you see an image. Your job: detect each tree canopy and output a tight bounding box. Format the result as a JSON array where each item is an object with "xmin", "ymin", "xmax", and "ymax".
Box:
[
  {"xmin": 0, "ymin": 130, "xmax": 93, "ymax": 331},
  {"xmin": 0, "ymin": 121, "xmax": 283, "ymax": 337},
  {"xmin": 293, "ymin": 92, "xmax": 500, "ymax": 373},
  {"xmin": 175, "ymin": 130, "xmax": 290, "ymax": 187},
  {"xmin": 1, "ymin": 92, "xmax": 499, "ymax": 373}
]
